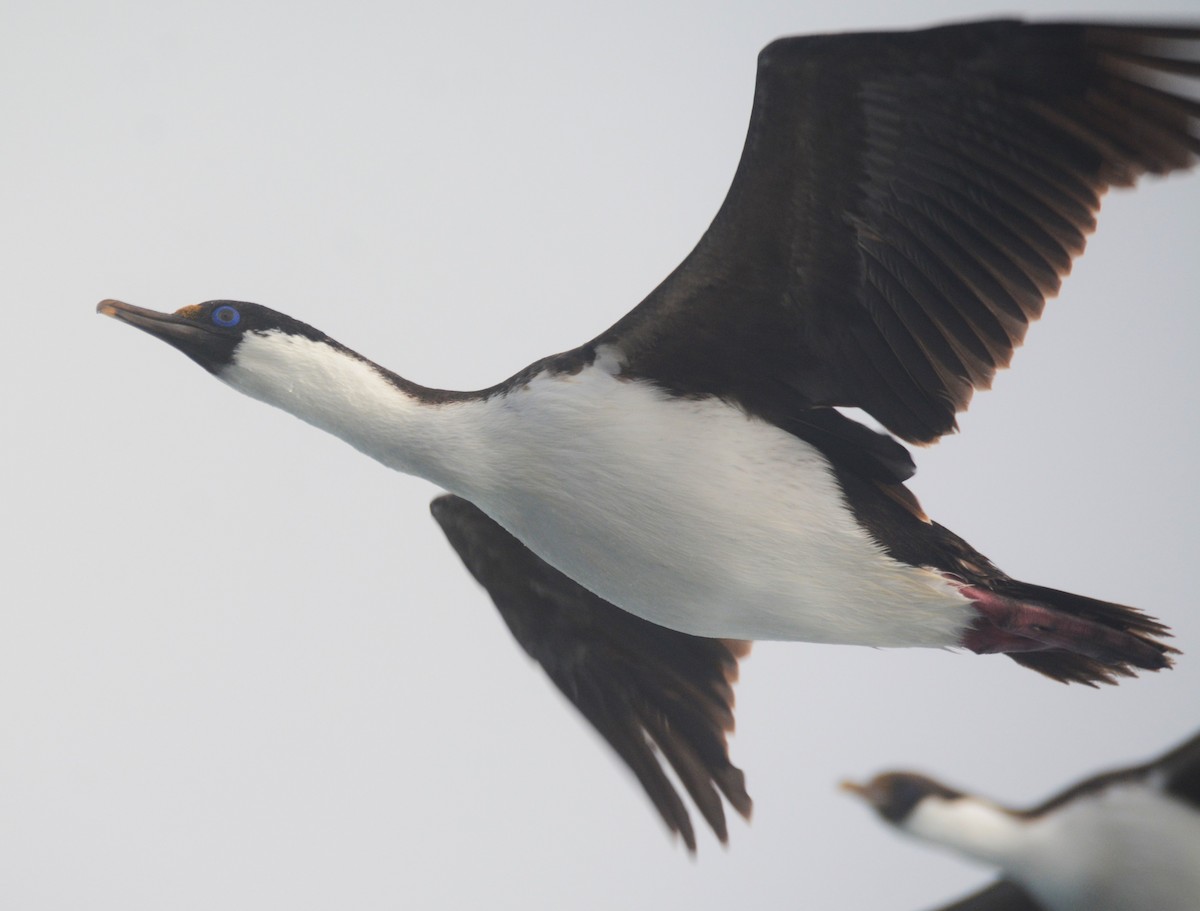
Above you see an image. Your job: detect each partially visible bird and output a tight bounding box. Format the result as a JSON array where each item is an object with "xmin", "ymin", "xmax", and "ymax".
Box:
[
  {"xmin": 98, "ymin": 20, "xmax": 1198, "ymax": 847},
  {"xmin": 843, "ymin": 730, "xmax": 1200, "ymax": 911}
]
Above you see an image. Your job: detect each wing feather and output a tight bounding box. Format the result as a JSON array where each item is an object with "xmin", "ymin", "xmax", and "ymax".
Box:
[{"xmin": 429, "ymin": 494, "xmax": 751, "ymax": 851}]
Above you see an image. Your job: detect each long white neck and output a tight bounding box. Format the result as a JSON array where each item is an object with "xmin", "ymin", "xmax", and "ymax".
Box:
[
  {"xmin": 903, "ymin": 796, "xmax": 1030, "ymax": 868},
  {"xmin": 218, "ymin": 331, "xmax": 494, "ymax": 493}
]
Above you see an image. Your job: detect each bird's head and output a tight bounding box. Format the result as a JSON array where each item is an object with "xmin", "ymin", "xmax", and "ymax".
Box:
[
  {"xmin": 96, "ymin": 298, "xmax": 448, "ymax": 480},
  {"xmin": 95, "ymin": 297, "xmax": 389, "ymax": 407},
  {"xmin": 841, "ymin": 771, "xmax": 966, "ymax": 826},
  {"xmin": 96, "ymin": 299, "xmax": 332, "ymax": 376}
]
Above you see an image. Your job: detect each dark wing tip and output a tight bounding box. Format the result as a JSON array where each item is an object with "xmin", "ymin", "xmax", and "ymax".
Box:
[{"xmin": 852, "ymin": 21, "xmax": 1200, "ymax": 443}]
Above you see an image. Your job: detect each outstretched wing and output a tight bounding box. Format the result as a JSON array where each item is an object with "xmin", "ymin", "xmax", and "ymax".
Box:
[
  {"xmin": 429, "ymin": 494, "xmax": 751, "ymax": 851},
  {"xmin": 599, "ymin": 21, "xmax": 1199, "ymax": 445}
]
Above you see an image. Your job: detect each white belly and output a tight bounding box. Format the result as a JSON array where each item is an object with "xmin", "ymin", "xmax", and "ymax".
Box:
[
  {"xmin": 457, "ymin": 359, "xmax": 970, "ymax": 646},
  {"xmin": 222, "ymin": 332, "xmax": 967, "ymax": 644}
]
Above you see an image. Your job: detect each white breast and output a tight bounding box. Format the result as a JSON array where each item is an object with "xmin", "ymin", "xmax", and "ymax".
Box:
[{"xmin": 456, "ymin": 354, "xmax": 969, "ymax": 645}]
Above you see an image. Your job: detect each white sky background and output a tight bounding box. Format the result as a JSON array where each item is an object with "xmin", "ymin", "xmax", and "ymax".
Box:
[{"xmin": 3, "ymin": 1, "xmax": 1199, "ymax": 909}]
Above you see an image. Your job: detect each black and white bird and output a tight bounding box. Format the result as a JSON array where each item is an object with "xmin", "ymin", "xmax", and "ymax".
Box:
[
  {"xmin": 98, "ymin": 21, "xmax": 1197, "ymax": 847},
  {"xmin": 842, "ymin": 730, "xmax": 1200, "ymax": 911}
]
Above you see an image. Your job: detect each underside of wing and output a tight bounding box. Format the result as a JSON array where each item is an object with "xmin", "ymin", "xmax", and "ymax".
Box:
[
  {"xmin": 601, "ymin": 20, "xmax": 1199, "ymax": 445},
  {"xmin": 429, "ymin": 494, "xmax": 751, "ymax": 851}
]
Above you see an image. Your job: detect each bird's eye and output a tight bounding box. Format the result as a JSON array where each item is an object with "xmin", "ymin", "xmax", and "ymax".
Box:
[{"xmin": 212, "ymin": 305, "xmax": 241, "ymax": 328}]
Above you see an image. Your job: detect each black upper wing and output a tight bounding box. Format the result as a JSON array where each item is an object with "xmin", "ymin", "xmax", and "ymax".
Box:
[
  {"xmin": 599, "ymin": 21, "xmax": 1199, "ymax": 445},
  {"xmin": 1153, "ymin": 728, "xmax": 1200, "ymax": 808},
  {"xmin": 429, "ymin": 494, "xmax": 751, "ymax": 852}
]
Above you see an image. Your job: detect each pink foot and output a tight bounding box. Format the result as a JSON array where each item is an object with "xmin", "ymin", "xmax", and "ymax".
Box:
[{"xmin": 958, "ymin": 585, "xmax": 1170, "ymax": 669}]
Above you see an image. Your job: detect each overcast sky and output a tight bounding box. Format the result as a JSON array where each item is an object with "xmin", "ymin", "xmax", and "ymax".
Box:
[{"xmin": 4, "ymin": 1, "xmax": 1198, "ymax": 909}]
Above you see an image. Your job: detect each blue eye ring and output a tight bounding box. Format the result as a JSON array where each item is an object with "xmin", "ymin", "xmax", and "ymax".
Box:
[{"xmin": 212, "ymin": 305, "xmax": 241, "ymax": 328}]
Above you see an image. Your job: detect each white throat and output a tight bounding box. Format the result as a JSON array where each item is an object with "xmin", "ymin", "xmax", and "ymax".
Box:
[
  {"xmin": 218, "ymin": 331, "xmax": 496, "ymax": 492},
  {"xmin": 905, "ymin": 796, "xmax": 1028, "ymax": 867}
]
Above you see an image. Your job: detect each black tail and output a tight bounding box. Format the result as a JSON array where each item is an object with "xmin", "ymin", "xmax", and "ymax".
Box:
[{"xmin": 965, "ymin": 580, "xmax": 1177, "ymax": 687}]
